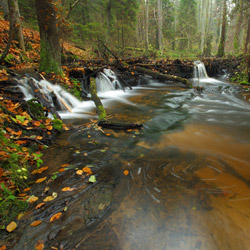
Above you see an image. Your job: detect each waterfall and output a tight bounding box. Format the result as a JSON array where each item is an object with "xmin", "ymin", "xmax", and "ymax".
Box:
[
  {"xmin": 193, "ymin": 61, "xmax": 208, "ymax": 79},
  {"xmin": 18, "ymin": 69, "xmax": 125, "ymax": 119},
  {"xmin": 192, "ymin": 61, "xmax": 209, "ymax": 88}
]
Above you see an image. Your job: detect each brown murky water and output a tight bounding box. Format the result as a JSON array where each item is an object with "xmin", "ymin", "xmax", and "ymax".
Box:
[{"xmin": 7, "ymin": 80, "xmax": 250, "ymax": 250}]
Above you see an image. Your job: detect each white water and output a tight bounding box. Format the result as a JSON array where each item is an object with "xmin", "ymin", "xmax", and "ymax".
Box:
[
  {"xmin": 192, "ymin": 61, "xmax": 225, "ymax": 87},
  {"xmin": 18, "ymin": 69, "xmax": 130, "ymax": 119}
]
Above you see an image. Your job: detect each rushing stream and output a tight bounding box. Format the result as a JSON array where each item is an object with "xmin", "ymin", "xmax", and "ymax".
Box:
[{"xmin": 11, "ymin": 67, "xmax": 250, "ymax": 250}]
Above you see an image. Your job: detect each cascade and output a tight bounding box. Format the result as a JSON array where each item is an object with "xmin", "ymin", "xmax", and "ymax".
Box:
[
  {"xmin": 192, "ymin": 61, "xmax": 209, "ymax": 88},
  {"xmin": 193, "ymin": 61, "xmax": 208, "ymax": 79},
  {"xmin": 18, "ymin": 69, "xmax": 125, "ymax": 119}
]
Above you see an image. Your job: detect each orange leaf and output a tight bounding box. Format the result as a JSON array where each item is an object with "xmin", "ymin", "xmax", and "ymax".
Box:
[
  {"xmin": 82, "ymin": 167, "xmax": 92, "ymax": 173},
  {"xmin": 35, "ymin": 203, "xmax": 45, "ymax": 209},
  {"xmin": 0, "ymin": 245, "xmax": 7, "ymax": 250},
  {"xmin": 23, "ymin": 187, "xmax": 31, "ymax": 192},
  {"xmin": 105, "ymin": 134, "xmax": 111, "ymax": 136},
  {"xmin": 35, "ymin": 177, "xmax": 47, "ymax": 183},
  {"xmin": 18, "ymin": 193, "xmax": 26, "ymax": 197},
  {"xmin": 123, "ymin": 170, "xmax": 129, "ymax": 176},
  {"xmin": 44, "ymin": 119, "xmax": 52, "ymax": 125},
  {"xmin": 6, "ymin": 221, "xmax": 17, "ymax": 232},
  {"xmin": 36, "ymin": 136, "xmax": 43, "ymax": 140},
  {"xmin": 61, "ymin": 164, "xmax": 69, "ymax": 168},
  {"xmin": 30, "ymin": 221, "xmax": 42, "ymax": 227},
  {"xmin": 61, "ymin": 187, "xmax": 75, "ymax": 192},
  {"xmin": 28, "ymin": 196, "xmax": 39, "ymax": 204},
  {"xmin": 82, "ymin": 167, "xmax": 92, "ymax": 175},
  {"xmin": 46, "ymin": 126, "xmax": 53, "ymax": 130},
  {"xmin": 58, "ymin": 168, "xmax": 65, "ymax": 172},
  {"xmin": 32, "ymin": 166, "xmax": 48, "ymax": 174},
  {"xmin": 35, "ymin": 240, "xmax": 44, "ymax": 250},
  {"xmin": 33, "ymin": 121, "xmax": 41, "ymax": 127},
  {"xmin": 49, "ymin": 212, "xmax": 62, "ymax": 222}
]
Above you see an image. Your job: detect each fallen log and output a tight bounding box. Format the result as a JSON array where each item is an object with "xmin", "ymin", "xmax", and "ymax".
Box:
[
  {"xmin": 133, "ymin": 67, "xmax": 192, "ymax": 88},
  {"xmin": 90, "ymin": 77, "xmax": 107, "ymax": 121},
  {"xmin": 27, "ymin": 78, "xmax": 61, "ymax": 119},
  {"xmin": 98, "ymin": 120, "xmax": 143, "ymax": 130}
]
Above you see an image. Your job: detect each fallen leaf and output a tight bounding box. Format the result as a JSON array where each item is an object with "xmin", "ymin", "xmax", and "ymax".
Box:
[
  {"xmin": 61, "ymin": 164, "xmax": 69, "ymax": 168},
  {"xmin": 35, "ymin": 240, "xmax": 44, "ymax": 250},
  {"xmin": 76, "ymin": 170, "xmax": 83, "ymax": 175},
  {"xmin": 46, "ymin": 125, "xmax": 53, "ymax": 130},
  {"xmin": 35, "ymin": 203, "xmax": 45, "ymax": 209},
  {"xmin": 30, "ymin": 221, "xmax": 42, "ymax": 227},
  {"xmin": 23, "ymin": 188, "xmax": 31, "ymax": 192},
  {"xmin": 33, "ymin": 121, "xmax": 41, "ymax": 127},
  {"xmin": 89, "ymin": 175, "xmax": 96, "ymax": 183},
  {"xmin": 35, "ymin": 177, "xmax": 47, "ymax": 183},
  {"xmin": 61, "ymin": 187, "xmax": 75, "ymax": 192},
  {"xmin": 50, "ymin": 212, "xmax": 62, "ymax": 222},
  {"xmin": 28, "ymin": 195, "xmax": 39, "ymax": 204},
  {"xmin": 36, "ymin": 136, "xmax": 43, "ymax": 140},
  {"xmin": 124, "ymin": 170, "xmax": 129, "ymax": 176},
  {"xmin": 58, "ymin": 168, "xmax": 65, "ymax": 172},
  {"xmin": 0, "ymin": 167, "xmax": 3, "ymax": 178},
  {"xmin": 82, "ymin": 167, "xmax": 92, "ymax": 175},
  {"xmin": 32, "ymin": 166, "xmax": 48, "ymax": 174},
  {"xmin": 18, "ymin": 193, "xmax": 27, "ymax": 197},
  {"xmin": 0, "ymin": 246, "xmax": 7, "ymax": 250},
  {"xmin": 6, "ymin": 221, "xmax": 17, "ymax": 232},
  {"xmin": 105, "ymin": 133, "xmax": 111, "ymax": 136},
  {"xmin": 43, "ymin": 192, "xmax": 57, "ymax": 202}
]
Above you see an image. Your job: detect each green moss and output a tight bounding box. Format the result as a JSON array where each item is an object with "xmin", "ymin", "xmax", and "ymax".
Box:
[
  {"xmin": 39, "ymin": 39, "xmax": 62, "ymax": 74},
  {"xmin": 97, "ymin": 105, "xmax": 106, "ymax": 121}
]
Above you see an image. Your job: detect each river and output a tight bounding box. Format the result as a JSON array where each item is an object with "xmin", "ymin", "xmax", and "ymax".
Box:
[{"xmin": 11, "ymin": 74, "xmax": 250, "ymax": 250}]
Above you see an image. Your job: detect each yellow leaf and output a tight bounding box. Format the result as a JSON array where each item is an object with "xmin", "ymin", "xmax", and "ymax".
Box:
[
  {"xmin": 28, "ymin": 196, "xmax": 39, "ymax": 204},
  {"xmin": 43, "ymin": 193, "xmax": 57, "ymax": 202},
  {"xmin": 61, "ymin": 187, "xmax": 75, "ymax": 192},
  {"xmin": 49, "ymin": 212, "xmax": 62, "ymax": 222},
  {"xmin": 30, "ymin": 221, "xmax": 42, "ymax": 227},
  {"xmin": 6, "ymin": 221, "xmax": 17, "ymax": 232},
  {"xmin": 35, "ymin": 177, "xmax": 47, "ymax": 183},
  {"xmin": 36, "ymin": 136, "xmax": 43, "ymax": 140},
  {"xmin": 76, "ymin": 170, "xmax": 83, "ymax": 175}
]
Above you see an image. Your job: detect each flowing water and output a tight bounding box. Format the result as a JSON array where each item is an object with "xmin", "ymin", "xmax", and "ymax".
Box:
[{"xmin": 11, "ymin": 69, "xmax": 250, "ymax": 250}]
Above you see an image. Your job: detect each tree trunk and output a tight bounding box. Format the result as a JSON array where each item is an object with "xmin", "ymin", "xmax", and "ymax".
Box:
[
  {"xmin": 144, "ymin": 0, "xmax": 149, "ymax": 51},
  {"xmin": 157, "ymin": 0, "xmax": 163, "ymax": 52},
  {"xmin": 244, "ymin": 15, "xmax": 250, "ymax": 81},
  {"xmin": 35, "ymin": 0, "xmax": 62, "ymax": 74},
  {"xmin": 233, "ymin": 0, "xmax": 243, "ymax": 52},
  {"xmin": 217, "ymin": 0, "xmax": 227, "ymax": 57},
  {"xmin": 11, "ymin": 0, "xmax": 25, "ymax": 51},
  {"xmin": 0, "ymin": 0, "xmax": 14, "ymax": 63}
]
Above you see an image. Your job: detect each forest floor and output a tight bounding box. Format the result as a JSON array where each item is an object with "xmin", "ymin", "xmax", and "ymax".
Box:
[{"xmin": 1, "ymin": 16, "xmax": 250, "ymax": 250}]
